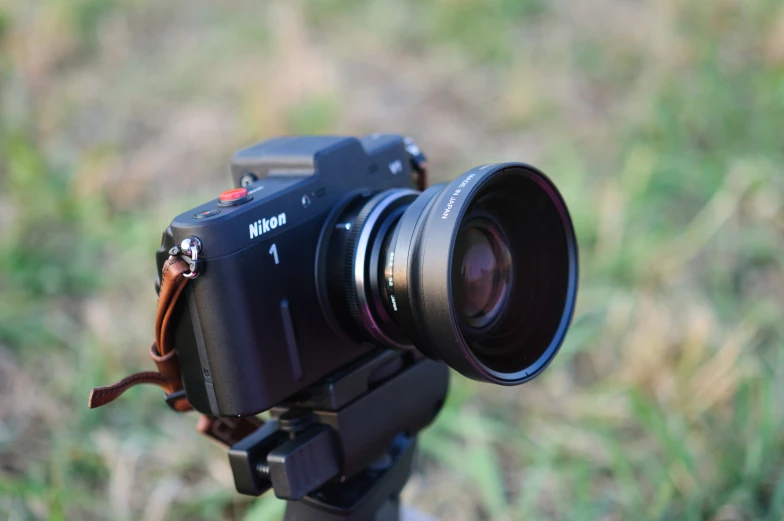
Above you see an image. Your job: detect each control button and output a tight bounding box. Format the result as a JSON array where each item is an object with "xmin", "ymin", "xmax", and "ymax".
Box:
[
  {"xmin": 193, "ymin": 209, "xmax": 220, "ymax": 219},
  {"xmin": 217, "ymin": 187, "xmax": 252, "ymax": 207},
  {"xmin": 220, "ymin": 188, "xmax": 248, "ymax": 202}
]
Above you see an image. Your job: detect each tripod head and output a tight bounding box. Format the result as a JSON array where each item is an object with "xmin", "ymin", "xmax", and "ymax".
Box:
[{"xmin": 228, "ymin": 350, "xmax": 449, "ymax": 520}]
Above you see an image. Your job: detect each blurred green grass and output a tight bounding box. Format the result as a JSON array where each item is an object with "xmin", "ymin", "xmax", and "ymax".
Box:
[{"xmin": 1, "ymin": 0, "xmax": 784, "ymax": 520}]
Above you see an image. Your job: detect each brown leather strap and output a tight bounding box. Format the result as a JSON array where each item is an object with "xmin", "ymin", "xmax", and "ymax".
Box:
[
  {"xmin": 88, "ymin": 371, "xmax": 169, "ymax": 408},
  {"xmin": 155, "ymin": 256, "xmax": 191, "ymax": 360},
  {"xmin": 88, "ymin": 254, "xmax": 264, "ymax": 446},
  {"xmin": 88, "ymin": 256, "xmax": 191, "ymax": 411}
]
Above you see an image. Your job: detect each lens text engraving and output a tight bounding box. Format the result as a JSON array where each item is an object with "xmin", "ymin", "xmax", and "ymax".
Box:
[{"xmin": 441, "ymin": 173, "xmax": 476, "ymax": 219}]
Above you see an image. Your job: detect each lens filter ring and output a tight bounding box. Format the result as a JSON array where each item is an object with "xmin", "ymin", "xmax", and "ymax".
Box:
[{"xmin": 396, "ymin": 163, "xmax": 579, "ymax": 384}]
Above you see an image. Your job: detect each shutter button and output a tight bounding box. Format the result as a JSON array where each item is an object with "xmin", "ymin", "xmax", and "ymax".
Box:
[{"xmin": 218, "ymin": 187, "xmax": 252, "ymax": 207}]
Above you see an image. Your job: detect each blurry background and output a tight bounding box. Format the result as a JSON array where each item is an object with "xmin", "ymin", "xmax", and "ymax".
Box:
[{"xmin": 2, "ymin": 0, "xmax": 784, "ymax": 520}]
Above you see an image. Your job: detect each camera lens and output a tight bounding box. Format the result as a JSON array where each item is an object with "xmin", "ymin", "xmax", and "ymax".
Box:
[
  {"xmin": 453, "ymin": 216, "xmax": 512, "ymax": 329},
  {"xmin": 318, "ymin": 163, "xmax": 578, "ymax": 385}
]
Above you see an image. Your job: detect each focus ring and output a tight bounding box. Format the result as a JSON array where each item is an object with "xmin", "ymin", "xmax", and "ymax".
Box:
[
  {"xmin": 343, "ymin": 189, "xmax": 419, "ymax": 348},
  {"xmin": 342, "ymin": 195, "xmax": 378, "ymax": 333}
]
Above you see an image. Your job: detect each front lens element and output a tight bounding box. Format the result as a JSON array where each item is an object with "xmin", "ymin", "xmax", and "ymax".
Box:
[{"xmin": 453, "ymin": 217, "xmax": 512, "ymax": 329}]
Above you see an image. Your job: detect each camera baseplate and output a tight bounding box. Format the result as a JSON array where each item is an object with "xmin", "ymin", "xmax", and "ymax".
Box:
[{"xmin": 227, "ymin": 350, "xmax": 449, "ymax": 520}]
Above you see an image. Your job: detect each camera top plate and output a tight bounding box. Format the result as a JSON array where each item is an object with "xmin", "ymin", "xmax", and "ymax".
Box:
[{"xmin": 167, "ymin": 135, "xmax": 414, "ymax": 259}]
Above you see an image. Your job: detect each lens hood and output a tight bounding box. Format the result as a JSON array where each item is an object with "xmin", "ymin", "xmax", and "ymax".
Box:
[{"xmin": 388, "ymin": 163, "xmax": 579, "ymax": 384}]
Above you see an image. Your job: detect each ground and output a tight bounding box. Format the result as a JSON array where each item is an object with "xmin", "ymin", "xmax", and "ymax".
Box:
[{"xmin": 1, "ymin": 1, "xmax": 784, "ymax": 520}]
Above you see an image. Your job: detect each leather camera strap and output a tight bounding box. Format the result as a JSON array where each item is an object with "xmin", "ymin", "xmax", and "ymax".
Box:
[{"xmin": 88, "ymin": 255, "xmax": 261, "ymax": 446}]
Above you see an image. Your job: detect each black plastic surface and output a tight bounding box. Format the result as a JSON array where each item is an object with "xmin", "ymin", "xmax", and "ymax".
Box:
[
  {"xmin": 307, "ymin": 357, "xmax": 447, "ymax": 479},
  {"xmin": 227, "ymin": 352, "xmax": 447, "ymax": 498},
  {"xmin": 268, "ymin": 425, "xmax": 340, "ymax": 500},
  {"xmin": 284, "ymin": 434, "xmax": 415, "ymax": 521},
  {"xmin": 157, "ymin": 134, "xmax": 418, "ymax": 416},
  {"xmin": 228, "ymin": 420, "xmax": 287, "ymax": 496}
]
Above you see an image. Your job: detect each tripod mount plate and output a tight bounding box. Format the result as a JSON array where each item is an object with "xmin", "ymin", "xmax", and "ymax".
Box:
[{"xmin": 227, "ymin": 351, "xmax": 449, "ymax": 518}]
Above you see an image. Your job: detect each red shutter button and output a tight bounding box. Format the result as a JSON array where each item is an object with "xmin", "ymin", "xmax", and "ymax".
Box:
[{"xmin": 218, "ymin": 187, "xmax": 251, "ymax": 206}]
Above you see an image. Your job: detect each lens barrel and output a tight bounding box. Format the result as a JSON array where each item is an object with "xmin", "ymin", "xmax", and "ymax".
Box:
[{"xmin": 318, "ymin": 163, "xmax": 578, "ymax": 385}]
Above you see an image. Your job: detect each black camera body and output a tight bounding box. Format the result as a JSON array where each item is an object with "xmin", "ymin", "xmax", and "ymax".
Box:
[
  {"xmin": 156, "ymin": 135, "xmax": 419, "ymax": 417},
  {"xmin": 144, "ymin": 132, "xmax": 579, "ymax": 514},
  {"xmin": 156, "ymin": 133, "xmax": 579, "ymax": 421}
]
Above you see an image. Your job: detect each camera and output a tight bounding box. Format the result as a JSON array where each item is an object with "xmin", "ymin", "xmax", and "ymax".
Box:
[{"xmin": 155, "ymin": 134, "xmax": 579, "ymax": 418}]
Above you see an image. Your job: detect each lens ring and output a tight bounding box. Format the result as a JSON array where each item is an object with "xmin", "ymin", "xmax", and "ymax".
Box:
[
  {"xmin": 383, "ymin": 184, "xmax": 446, "ymax": 358},
  {"xmin": 394, "ymin": 163, "xmax": 578, "ymax": 385},
  {"xmin": 315, "ymin": 192, "xmax": 369, "ymax": 345},
  {"xmin": 346, "ymin": 189, "xmax": 418, "ymax": 348}
]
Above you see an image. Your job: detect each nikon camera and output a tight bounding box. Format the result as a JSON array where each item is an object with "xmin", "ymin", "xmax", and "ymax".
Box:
[{"xmin": 155, "ymin": 134, "xmax": 579, "ymax": 417}]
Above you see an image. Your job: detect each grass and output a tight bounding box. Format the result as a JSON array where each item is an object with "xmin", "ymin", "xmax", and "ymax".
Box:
[{"xmin": 1, "ymin": 0, "xmax": 784, "ymax": 519}]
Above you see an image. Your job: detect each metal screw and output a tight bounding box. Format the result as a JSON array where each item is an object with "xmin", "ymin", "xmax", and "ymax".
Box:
[
  {"xmin": 301, "ymin": 194, "xmax": 311, "ymax": 207},
  {"xmin": 278, "ymin": 410, "xmax": 314, "ymax": 435},
  {"xmin": 240, "ymin": 173, "xmax": 257, "ymax": 187},
  {"xmin": 256, "ymin": 462, "xmax": 270, "ymax": 479},
  {"xmin": 203, "ymin": 368, "xmax": 211, "ymax": 378}
]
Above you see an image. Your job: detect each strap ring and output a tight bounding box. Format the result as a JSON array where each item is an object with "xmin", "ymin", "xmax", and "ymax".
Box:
[
  {"xmin": 164, "ymin": 389, "xmax": 188, "ymax": 410},
  {"xmin": 175, "ymin": 236, "xmax": 203, "ymax": 279}
]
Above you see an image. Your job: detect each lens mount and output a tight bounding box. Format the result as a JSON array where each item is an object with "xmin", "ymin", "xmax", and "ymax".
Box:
[
  {"xmin": 348, "ymin": 189, "xmax": 418, "ymax": 348},
  {"xmin": 319, "ymin": 189, "xmax": 418, "ymax": 349}
]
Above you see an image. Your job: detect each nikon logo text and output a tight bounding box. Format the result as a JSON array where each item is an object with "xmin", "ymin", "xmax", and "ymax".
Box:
[{"xmin": 249, "ymin": 212, "xmax": 287, "ymax": 239}]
